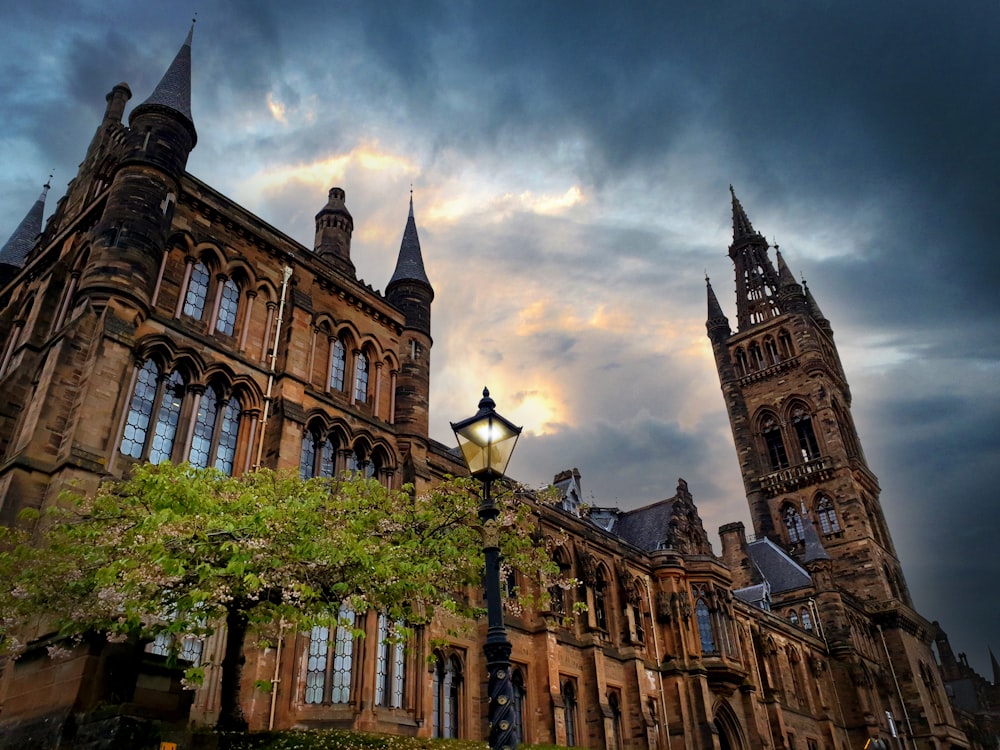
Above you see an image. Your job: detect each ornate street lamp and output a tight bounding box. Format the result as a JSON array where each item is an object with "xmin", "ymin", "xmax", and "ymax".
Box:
[{"xmin": 451, "ymin": 388, "xmax": 522, "ymax": 750}]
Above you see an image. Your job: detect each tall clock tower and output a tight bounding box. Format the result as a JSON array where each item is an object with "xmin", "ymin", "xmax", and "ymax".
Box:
[{"xmin": 707, "ymin": 187, "xmax": 905, "ymax": 606}]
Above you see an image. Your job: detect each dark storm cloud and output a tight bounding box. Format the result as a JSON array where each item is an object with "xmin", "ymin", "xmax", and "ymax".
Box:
[{"xmin": 1, "ymin": 0, "xmax": 996, "ymax": 675}]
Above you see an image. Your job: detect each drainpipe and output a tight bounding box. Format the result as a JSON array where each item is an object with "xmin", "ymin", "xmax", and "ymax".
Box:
[
  {"xmin": 268, "ymin": 621, "xmax": 286, "ymax": 730},
  {"xmin": 878, "ymin": 624, "xmax": 914, "ymax": 749},
  {"xmin": 254, "ymin": 265, "xmax": 293, "ymax": 470},
  {"xmin": 645, "ymin": 575, "xmax": 670, "ymax": 750}
]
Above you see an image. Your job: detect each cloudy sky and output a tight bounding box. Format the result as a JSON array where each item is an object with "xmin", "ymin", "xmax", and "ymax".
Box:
[{"xmin": 1, "ymin": 1, "xmax": 997, "ymax": 674}]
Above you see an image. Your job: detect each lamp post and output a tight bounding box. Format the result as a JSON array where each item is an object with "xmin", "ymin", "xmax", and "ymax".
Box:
[{"xmin": 451, "ymin": 388, "xmax": 522, "ymax": 750}]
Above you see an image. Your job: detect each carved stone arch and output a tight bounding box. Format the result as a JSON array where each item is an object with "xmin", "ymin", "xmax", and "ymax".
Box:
[
  {"xmin": 381, "ymin": 349, "xmax": 401, "ymax": 373},
  {"xmin": 302, "ymin": 411, "xmax": 330, "ymax": 438},
  {"xmin": 334, "ymin": 321, "xmax": 362, "ymax": 351},
  {"xmin": 229, "ymin": 374, "xmax": 263, "ymax": 412},
  {"xmin": 327, "ymin": 420, "xmax": 351, "ymax": 447},
  {"xmin": 713, "ymin": 700, "xmax": 747, "ymax": 750},
  {"xmin": 783, "ymin": 396, "xmax": 818, "ymax": 422},
  {"xmin": 166, "ymin": 230, "xmax": 196, "ymax": 256},
  {"xmin": 255, "ymin": 278, "xmax": 277, "ymax": 304},
  {"xmin": 224, "ymin": 257, "xmax": 255, "ymax": 288},
  {"xmin": 201, "ymin": 360, "xmax": 240, "ymax": 390},
  {"xmin": 193, "ymin": 242, "xmax": 226, "ymax": 272},
  {"xmin": 313, "ymin": 313, "xmax": 337, "ymax": 333},
  {"xmin": 367, "ymin": 440, "xmax": 398, "ymax": 471}
]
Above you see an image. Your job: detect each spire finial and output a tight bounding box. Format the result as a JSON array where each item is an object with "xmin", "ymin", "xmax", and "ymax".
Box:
[{"xmin": 409, "ymin": 185, "xmax": 414, "ymax": 218}]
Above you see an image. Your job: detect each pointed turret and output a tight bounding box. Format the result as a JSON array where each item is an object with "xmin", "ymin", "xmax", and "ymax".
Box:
[
  {"xmin": 705, "ymin": 276, "xmax": 731, "ymax": 343},
  {"xmin": 387, "ymin": 193, "xmax": 432, "ymax": 291},
  {"xmin": 774, "ymin": 248, "xmax": 808, "ymax": 314},
  {"xmin": 803, "ymin": 278, "xmax": 833, "ymax": 335},
  {"xmin": 800, "ymin": 507, "xmax": 831, "ymax": 565},
  {"xmin": 387, "ymin": 192, "xmax": 434, "ymax": 440},
  {"xmin": 77, "ymin": 25, "xmax": 198, "ymax": 317},
  {"xmin": 727, "ymin": 188, "xmax": 781, "ymax": 329},
  {"xmin": 386, "ymin": 192, "xmax": 434, "ymax": 336},
  {"xmin": 0, "ymin": 181, "xmax": 49, "ymax": 279},
  {"xmin": 132, "ymin": 24, "xmax": 196, "ymax": 145}
]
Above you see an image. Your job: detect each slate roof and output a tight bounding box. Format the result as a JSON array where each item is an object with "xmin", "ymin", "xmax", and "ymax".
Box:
[
  {"xmin": 136, "ymin": 25, "xmax": 195, "ymax": 136},
  {"xmin": 387, "ymin": 195, "xmax": 431, "ymax": 289},
  {"xmin": 745, "ymin": 538, "xmax": 812, "ymax": 594},
  {"xmin": 0, "ymin": 183, "xmax": 49, "ymax": 269},
  {"xmin": 734, "ymin": 583, "xmax": 770, "ymax": 609},
  {"xmin": 613, "ymin": 498, "xmax": 678, "ymax": 552}
]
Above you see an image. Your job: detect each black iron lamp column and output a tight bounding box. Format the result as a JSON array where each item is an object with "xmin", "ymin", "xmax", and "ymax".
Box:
[{"xmin": 451, "ymin": 388, "xmax": 523, "ymax": 750}]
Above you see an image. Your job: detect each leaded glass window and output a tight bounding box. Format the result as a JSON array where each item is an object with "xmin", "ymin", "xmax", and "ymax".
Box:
[
  {"xmin": 432, "ymin": 653, "xmax": 461, "ymax": 738},
  {"xmin": 354, "ymin": 351, "xmax": 369, "ymax": 402},
  {"xmin": 562, "ymin": 680, "xmax": 577, "ymax": 746},
  {"xmin": 300, "ymin": 433, "xmax": 317, "ymax": 479},
  {"xmin": 121, "ymin": 360, "xmax": 158, "ymax": 458},
  {"xmin": 183, "ymin": 261, "xmax": 210, "ymax": 319},
  {"xmin": 214, "ymin": 396, "xmax": 241, "ymax": 474},
  {"xmin": 330, "ymin": 339, "xmax": 346, "ymax": 391},
  {"xmin": 304, "ymin": 605, "xmax": 355, "ymax": 705},
  {"xmin": 696, "ymin": 598, "xmax": 716, "ymax": 654},
  {"xmin": 149, "ymin": 371, "xmax": 184, "ymax": 464},
  {"xmin": 216, "ymin": 277, "xmax": 240, "ymax": 335},
  {"xmin": 817, "ymin": 496, "xmax": 840, "ymax": 534},
  {"xmin": 320, "ymin": 438, "xmax": 336, "ymax": 478},
  {"xmin": 792, "ymin": 408, "xmax": 820, "ymax": 460},
  {"xmin": 784, "ymin": 506, "xmax": 805, "ymax": 544},
  {"xmin": 189, "ymin": 388, "xmax": 219, "ymax": 469},
  {"xmin": 375, "ymin": 614, "xmax": 406, "ymax": 709}
]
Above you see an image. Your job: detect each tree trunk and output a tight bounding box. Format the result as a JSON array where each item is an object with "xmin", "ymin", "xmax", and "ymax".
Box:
[{"xmin": 216, "ymin": 604, "xmax": 249, "ymax": 731}]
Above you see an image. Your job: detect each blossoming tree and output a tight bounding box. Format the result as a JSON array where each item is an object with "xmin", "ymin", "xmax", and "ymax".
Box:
[{"xmin": 0, "ymin": 462, "xmax": 565, "ymax": 731}]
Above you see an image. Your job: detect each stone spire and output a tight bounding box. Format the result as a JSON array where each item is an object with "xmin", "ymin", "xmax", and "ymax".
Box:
[
  {"xmin": 0, "ymin": 180, "xmax": 50, "ymax": 270},
  {"xmin": 133, "ymin": 24, "xmax": 196, "ymax": 145},
  {"xmin": 728, "ymin": 187, "xmax": 781, "ymax": 330},
  {"xmin": 705, "ymin": 276, "xmax": 731, "ymax": 343},
  {"xmin": 730, "ymin": 184, "xmax": 759, "ymax": 242},
  {"xmin": 803, "ymin": 278, "xmax": 832, "ymax": 335},
  {"xmin": 388, "ymin": 192, "xmax": 432, "ymax": 290}
]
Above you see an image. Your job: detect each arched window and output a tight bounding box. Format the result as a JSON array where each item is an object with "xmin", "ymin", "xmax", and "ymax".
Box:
[
  {"xmin": 354, "ymin": 351, "xmax": 369, "ymax": 402},
  {"xmin": 300, "ymin": 430, "xmax": 318, "ymax": 480},
  {"xmin": 789, "ymin": 609, "xmax": 799, "ymax": 626},
  {"xmin": 695, "ymin": 594, "xmax": 716, "ymax": 654},
  {"xmin": 304, "ymin": 604, "xmax": 355, "ymax": 705},
  {"xmin": 791, "ymin": 406, "xmax": 820, "ymax": 461},
  {"xmin": 609, "ymin": 691, "xmax": 624, "ymax": 749},
  {"xmin": 216, "ymin": 277, "xmax": 240, "ymax": 335},
  {"xmin": 762, "ymin": 415, "xmax": 789, "ymax": 470},
  {"xmin": 329, "ymin": 338, "xmax": 346, "ymax": 391},
  {"xmin": 778, "ymin": 329, "xmax": 794, "ymax": 358},
  {"xmin": 188, "ymin": 386, "xmax": 243, "ymax": 475},
  {"xmin": 633, "ymin": 582, "xmax": 646, "ymax": 644},
  {"xmin": 748, "ymin": 341, "xmax": 765, "ymax": 370},
  {"xmin": 764, "ymin": 336, "xmax": 780, "ymax": 364},
  {"xmin": 182, "ymin": 261, "xmax": 210, "ymax": 319},
  {"xmin": 120, "ymin": 360, "xmax": 185, "ymax": 464},
  {"xmin": 817, "ymin": 496, "xmax": 840, "ymax": 534},
  {"xmin": 375, "ymin": 614, "xmax": 406, "ymax": 709},
  {"xmin": 800, "ymin": 608, "xmax": 813, "ymax": 632},
  {"xmin": 188, "ymin": 388, "xmax": 219, "ymax": 469},
  {"xmin": 214, "ymin": 396, "xmax": 241, "ymax": 474},
  {"xmin": 432, "ymin": 653, "xmax": 462, "ymax": 738},
  {"xmin": 734, "ymin": 348, "xmax": 749, "ymax": 376},
  {"xmin": 320, "ymin": 437, "xmax": 336, "ymax": 477},
  {"xmin": 784, "ymin": 505, "xmax": 805, "ymax": 544},
  {"xmin": 562, "ymin": 680, "xmax": 578, "ymax": 747},
  {"xmin": 593, "ymin": 567, "xmax": 609, "ymax": 631},
  {"xmin": 549, "ymin": 548, "xmax": 570, "ymax": 614},
  {"xmin": 512, "ymin": 667, "xmax": 527, "ymax": 744}
]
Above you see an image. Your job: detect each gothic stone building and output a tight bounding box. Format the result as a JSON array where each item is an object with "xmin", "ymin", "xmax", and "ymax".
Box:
[{"xmin": 0, "ymin": 25, "xmax": 987, "ymax": 750}]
